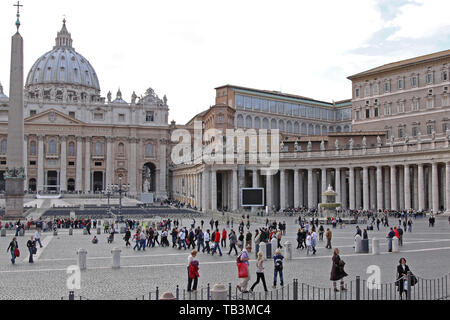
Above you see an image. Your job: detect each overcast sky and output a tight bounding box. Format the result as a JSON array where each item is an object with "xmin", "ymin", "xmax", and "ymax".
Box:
[{"xmin": 0, "ymin": 0, "xmax": 449, "ymax": 124}]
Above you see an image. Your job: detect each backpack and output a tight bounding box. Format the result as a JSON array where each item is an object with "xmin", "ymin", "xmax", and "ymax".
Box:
[{"xmin": 274, "ymin": 255, "xmax": 283, "ymax": 270}]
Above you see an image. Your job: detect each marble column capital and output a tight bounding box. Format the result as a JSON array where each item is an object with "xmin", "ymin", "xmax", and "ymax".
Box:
[
  {"xmin": 37, "ymin": 134, "xmax": 45, "ymax": 141},
  {"xmin": 60, "ymin": 135, "xmax": 68, "ymax": 142}
]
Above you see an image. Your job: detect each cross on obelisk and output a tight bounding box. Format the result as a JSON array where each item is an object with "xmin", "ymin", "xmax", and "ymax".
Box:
[
  {"xmin": 13, "ymin": 1, "xmax": 23, "ymax": 31},
  {"xmin": 5, "ymin": 1, "xmax": 25, "ymax": 218}
]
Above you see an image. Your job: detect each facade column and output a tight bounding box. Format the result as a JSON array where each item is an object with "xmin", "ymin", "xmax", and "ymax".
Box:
[
  {"xmin": 308, "ymin": 168, "xmax": 314, "ymax": 209},
  {"xmin": 37, "ymin": 134, "xmax": 45, "ymax": 192},
  {"xmin": 341, "ymin": 169, "xmax": 347, "ymax": 209},
  {"xmin": 84, "ymin": 137, "xmax": 91, "ymax": 193},
  {"xmin": 128, "ymin": 138, "xmax": 138, "ymax": 195},
  {"xmin": 75, "ymin": 136, "xmax": 83, "ymax": 192},
  {"xmin": 280, "ymin": 169, "xmax": 286, "ymax": 210},
  {"xmin": 390, "ymin": 165, "xmax": 397, "ymax": 210},
  {"xmin": 159, "ymin": 139, "xmax": 167, "ymax": 197},
  {"xmin": 413, "ymin": 166, "xmax": 419, "ymax": 210},
  {"xmin": 384, "ymin": 167, "xmax": 391, "ymax": 209},
  {"xmin": 299, "ymin": 170, "xmax": 304, "ymax": 207},
  {"xmin": 252, "ymin": 169, "xmax": 258, "ymax": 188},
  {"xmin": 294, "ymin": 169, "xmax": 300, "ymax": 208},
  {"xmin": 363, "ymin": 166, "xmax": 369, "ymax": 211},
  {"xmin": 335, "ymin": 168, "xmax": 341, "ymax": 206},
  {"xmin": 432, "ymin": 162, "xmax": 439, "ymax": 213},
  {"xmin": 376, "ymin": 166, "xmax": 383, "ymax": 211},
  {"xmin": 211, "ymin": 170, "xmax": 217, "ymax": 211},
  {"xmin": 321, "ymin": 168, "xmax": 327, "ymax": 203},
  {"xmin": 349, "ymin": 167, "xmax": 355, "ymax": 210},
  {"xmin": 105, "ymin": 137, "xmax": 114, "ymax": 189},
  {"xmin": 404, "ymin": 164, "xmax": 411, "ymax": 210},
  {"xmin": 232, "ymin": 169, "xmax": 238, "ymax": 212},
  {"xmin": 398, "ymin": 167, "xmax": 404, "ymax": 210},
  {"xmin": 60, "ymin": 135, "xmax": 67, "ymax": 192}
]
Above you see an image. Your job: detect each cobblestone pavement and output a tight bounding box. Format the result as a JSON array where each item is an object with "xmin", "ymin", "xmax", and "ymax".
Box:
[{"xmin": 0, "ymin": 215, "xmax": 449, "ymax": 300}]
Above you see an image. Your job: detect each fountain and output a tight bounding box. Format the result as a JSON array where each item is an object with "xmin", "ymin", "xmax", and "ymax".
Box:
[{"xmin": 319, "ymin": 185, "xmax": 341, "ymax": 218}]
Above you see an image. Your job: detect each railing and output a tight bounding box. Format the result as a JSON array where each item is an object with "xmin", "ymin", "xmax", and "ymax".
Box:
[{"xmin": 64, "ymin": 272, "xmax": 450, "ymax": 301}]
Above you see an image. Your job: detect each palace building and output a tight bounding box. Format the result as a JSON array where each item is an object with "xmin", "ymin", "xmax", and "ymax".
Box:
[{"xmin": 1, "ymin": 20, "xmax": 449, "ymax": 214}]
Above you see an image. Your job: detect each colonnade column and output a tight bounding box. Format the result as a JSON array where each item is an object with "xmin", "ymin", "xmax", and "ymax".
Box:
[
  {"xmin": 280, "ymin": 169, "xmax": 286, "ymax": 210},
  {"xmin": 202, "ymin": 170, "xmax": 209, "ymax": 212},
  {"xmin": 75, "ymin": 136, "xmax": 83, "ymax": 192},
  {"xmin": 369, "ymin": 168, "xmax": 376, "ymax": 210},
  {"xmin": 128, "ymin": 138, "xmax": 137, "ymax": 195},
  {"xmin": 363, "ymin": 166, "xmax": 369, "ymax": 211},
  {"xmin": 308, "ymin": 169, "xmax": 314, "ymax": 209},
  {"xmin": 321, "ymin": 168, "xmax": 327, "ymax": 203},
  {"xmin": 432, "ymin": 162, "xmax": 439, "ymax": 213},
  {"xmin": 335, "ymin": 168, "xmax": 341, "ymax": 206},
  {"xmin": 446, "ymin": 162, "xmax": 450, "ymax": 214},
  {"xmin": 299, "ymin": 171, "xmax": 304, "ymax": 207},
  {"xmin": 211, "ymin": 170, "xmax": 217, "ymax": 211},
  {"xmin": 232, "ymin": 169, "xmax": 238, "ymax": 212},
  {"xmin": 355, "ymin": 169, "xmax": 361, "ymax": 209},
  {"xmin": 105, "ymin": 137, "xmax": 114, "ymax": 188},
  {"xmin": 404, "ymin": 164, "xmax": 411, "ymax": 210},
  {"xmin": 349, "ymin": 167, "xmax": 355, "ymax": 210},
  {"xmin": 37, "ymin": 134, "xmax": 45, "ymax": 192},
  {"xmin": 390, "ymin": 165, "xmax": 397, "ymax": 210},
  {"xmin": 294, "ymin": 169, "xmax": 300, "ymax": 208},
  {"xmin": 376, "ymin": 166, "xmax": 383, "ymax": 211}
]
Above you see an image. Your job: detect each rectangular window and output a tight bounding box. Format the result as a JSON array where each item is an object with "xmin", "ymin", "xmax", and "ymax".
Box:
[
  {"xmin": 373, "ymin": 84, "xmax": 379, "ymax": 95},
  {"xmin": 284, "ymin": 103, "xmax": 292, "ymax": 115},
  {"xmin": 365, "ymin": 86, "xmax": 370, "ymax": 97},
  {"xmin": 386, "ymin": 130, "xmax": 391, "ymax": 140},
  {"xmin": 269, "ymin": 100, "xmax": 276, "ymax": 113},
  {"xmin": 374, "ymin": 107, "xmax": 379, "ymax": 117},
  {"xmin": 412, "ymin": 127, "xmax": 419, "ymax": 137},
  {"xmin": 69, "ymin": 111, "xmax": 75, "ymax": 118},
  {"xmin": 411, "ymin": 76, "xmax": 418, "ymax": 87},
  {"xmin": 244, "ymin": 96, "xmax": 252, "ymax": 109},
  {"xmin": 235, "ymin": 94, "xmax": 244, "ymax": 108},
  {"xmin": 68, "ymin": 161, "xmax": 75, "ymax": 166},
  {"xmin": 427, "ymin": 125, "xmax": 435, "ymax": 135},
  {"xmin": 412, "ymin": 99, "xmax": 419, "ymax": 111},
  {"xmin": 93, "ymin": 113, "xmax": 103, "ymax": 121},
  {"xmin": 398, "ymin": 102, "xmax": 405, "ymax": 113},
  {"xmin": 398, "ymin": 128, "xmax": 404, "ymax": 138},
  {"xmin": 292, "ymin": 104, "xmax": 299, "ymax": 116},
  {"xmin": 384, "ymin": 105, "xmax": 392, "ymax": 116},
  {"xmin": 442, "ymin": 123, "xmax": 449, "ymax": 133},
  {"xmin": 277, "ymin": 102, "xmax": 284, "ymax": 114},
  {"xmin": 443, "ymin": 71, "xmax": 448, "ymax": 81},
  {"xmin": 442, "ymin": 96, "xmax": 449, "ymax": 107},
  {"xmin": 118, "ymin": 114, "xmax": 125, "ymax": 122},
  {"xmin": 355, "ymin": 111, "xmax": 360, "ymax": 120},
  {"xmin": 261, "ymin": 99, "xmax": 269, "ymax": 112},
  {"xmin": 355, "ymin": 88, "xmax": 360, "ymax": 98},
  {"xmin": 384, "ymin": 82, "xmax": 390, "ymax": 93},
  {"xmin": 427, "ymin": 97, "xmax": 434, "ymax": 109},
  {"xmin": 365, "ymin": 109, "xmax": 370, "ymax": 118},
  {"xmin": 252, "ymin": 97, "xmax": 260, "ymax": 110},
  {"xmin": 398, "ymin": 78, "xmax": 404, "ymax": 89},
  {"xmin": 30, "ymin": 110, "xmax": 37, "ymax": 117},
  {"xmin": 427, "ymin": 73, "xmax": 434, "ymax": 84},
  {"xmin": 146, "ymin": 111, "xmax": 154, "ymax": 122},
  {"xmin": 29, "ymin": 161, "xmax": 36, "ymax": 166},
  {"xmin": 95, "ymin": 162, "xmax": 102, "ymax": 167}
]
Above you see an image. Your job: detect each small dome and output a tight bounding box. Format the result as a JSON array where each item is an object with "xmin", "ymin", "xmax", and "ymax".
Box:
[
  {"xmin": 25, "ymin": 20, "xmax": 100, "ymax": 92},
  {"xmin": 112, "ymin": 88, "xmax": 127, "ymax": 104}
]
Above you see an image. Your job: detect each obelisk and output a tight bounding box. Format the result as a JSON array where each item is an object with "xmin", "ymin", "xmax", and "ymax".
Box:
[{"xmin": 5, "ymin": 2, "xmax": 25, "ymax": 218}]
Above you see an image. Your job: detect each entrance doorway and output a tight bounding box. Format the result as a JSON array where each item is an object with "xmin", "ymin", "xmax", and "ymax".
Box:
[
  {"xmin": 93, "ymin": 172, "xmax": 104, "ymax": 192},
  {"xmin": 46, "ymin": 171, "xmax": 58, "ymax": 192},
  {"xmin": 67, "ymin": 179, "xmax": 75, "ymax": 192}
]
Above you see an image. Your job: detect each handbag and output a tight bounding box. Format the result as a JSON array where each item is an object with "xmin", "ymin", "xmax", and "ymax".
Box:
[
  {"xmin": 14, "ymin": 248, "xmax": 20, "ymax": 257},
  {"xmin": 32, "ymin": 247, "xmax": 37, "ymax": 255},
  {"xmin": 237, "ymin": 262, "xmax": 248, "ymax": 278}
]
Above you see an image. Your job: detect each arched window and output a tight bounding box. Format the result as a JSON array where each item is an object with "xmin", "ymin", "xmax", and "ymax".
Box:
[
  {"xmin": 336, "ymin": 126, "xmax": 342, "ymax": 133},
  {"xmin": 236, "ymin": 114, "xmax": 244, "ymax": 127},
  {"xmin": 301, "ymin": 123, "xmax": 307, "ymax": 135},
  {"xmin": 294, "ymin": 122, "xmax": 300, "ymax": 134},
  {"xmin": 308, "ymin": 124, "xmax": 314, "ymax": 135},
  {"xmin": 30, "ymin": 141, "xmax": 37, "ymax": 155},
  {"xmin": 146, "ymin": 144, "xmax": 154, "ymax": 157},
  {"xmin": 254, "ymin": 117, "xmax": 261, "ymax": 129},
  {"xmin": 315, "ymin": 125, "xmax": 321, "ymax": 135},
  {"xmin": 344, "ymin": 125, "xmax": 350, "ymax": 132},
  {"xmin": 68, "ymin": 142, "xmax": 75, "ymax": 156},
  {"xmin": 322, "ymin": 126, "xmax": 328, "ymax": 135},
  {"xmin": 329, "ymin": 126, "xmax": 335, "ymax": 133},
  {"xmin": 271, "ymin": 119, "xmax": 277, "ymax": 129},
  {"xmin": 286, "ymin": 121, "xmax": 292, "ymax": 133},
  {"xmin": 0, "ymin": 139, "xmax": 6, "ymax": 154},
  {"xmin": 262, "ymin": 118, "xmax": 269, "ymax": 129},
  {"xmin": 118, "ymin": 142, "xmax": 125, "ymax": 154},
  {"xmin": 279, "ymin": 120, "xmax": 285, "ymax": 132},
  {"xmin": 95, "ymin": 141, "xmax": 103, "ymax": 155},
  {"xmin": 48, "ymin": 139, "xmax": 57, "ymax": 154},
  {"xmin": 245, "ymin": 116, "xmax": 252, "ymax": 128}
]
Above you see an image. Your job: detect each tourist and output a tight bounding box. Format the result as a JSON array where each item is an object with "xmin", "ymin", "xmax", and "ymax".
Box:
[
  {"xmin": 203, "ymin": 229, "xmax": 210, "ymax": 253},
  {"xmin": 272, "ymin": 249, "xmax": 284, "ymax": 288},
  {"xmin": 133, "ymin": 230, "xmax": 141, "ymax": 250},
  {"xmin": 319, "ymin": 224, "xmax": 324, "ymax": 241},
  {"xmin": 124, "ymin": 228, "xmax": 131, "ymax": 247},
  {"xmin": 296, "ymin": 228, "xmax": 303, "ymax": 249},
  {"xmin": 27, "ymin": 236, "xmax": 35, "ymax": 263},
  {"xmin": 228, "ymin": 230, "xmax": 238, "ymax": 256},
  {"xmin": 330, "ymin": 248, "xmax": 348, "ymax": 292},
  {"xmin": 325, "ymin": 228, "xmax": 332, "ymax": 249},
  {"xmin": 311, "ymin": 228, "xmax": 317, "ymax": 255},
  {"xmin": 92, "ymin": 236, "xmax": 98, "ymax": 244},
  {"xmin": 397, "ymin": 226, "xmax": 404, "ymax": 246},
  {"xmin": 236, "ymin": 246, "xmax": 251, "ymax": 293},
  {"xmin": 407, "ymin": 219, "xmax": 413, "ymax": 232},
  {"xmin": 387, "ymin": 228, "xmax": 396, "ymax": 252},
  {"xmin": 276, "ymin": 230, "xmax": 282, "ymax": 249},
  {"xmin": 15, "ymin": 220, "xmax": 21, "ymax": 237},
  {"xmin": 211, "ymin": 229, "xmax": 223, "ymax": 256},
  {"xmin": 178, "ymin": 228, "xmax": 187, "ymax": 250},
  {"xmin": 238, "ymin": 231, "xmax": 244, "ymax": 250},
  {"xmin": 34, "ymin": 229, "xmax": 43, "ymax": 248},
  {"xmin": 7, "ymin": 237, "xmax": 19, "ymax": 264},
  {"xmin": 397, "ymin": 258, "xmax": 411, "ymax": 300},
  {"xmin": 246, "ymin": 230, "xmax": 253, "ymax": 252},
  {"xmin": 187, "ymin": 250, "xmax": 199, "ymax": 292},
  {"xmin": 254, "ymin": 230, "xmax": 261, "ymax": 255},
  {"xmin": 362, "ymin": 229, "xmax": 368, "ymax": 240},
  {"xmin": 250, "ymin": 251, "xmax": 268, "ymax": 292},
  {"xmin": 221, "ymin": 228, "xmax": 227, "ymax": 248},
  {"xmin": 196, "ymin": 228, "xmax": 205, "ymax": 252},
  {"xmin": 306, "ymin": 232, "xmax": 312, "ymax": 255}
]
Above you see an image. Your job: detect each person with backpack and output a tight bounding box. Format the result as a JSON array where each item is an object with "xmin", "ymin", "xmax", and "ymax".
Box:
[
  {"xmin": 236, "ymin": 246, "xmax": 251, "ymax": 293},
  {"xmin": 228, "ymin": 230, "xmax": 239, "ymax": 256},
  {"xmin": 7, "ymin": 237, "xmax": 19, "ymax": 264},
  {"xmin": 273, "ymin": 249, "xmax": 284, "ymax": 288},
  {"xmin": 27, "ymin": 236, "xmax": 36, "ymax": 263},
  {"xmin": 250, "ymin": 251, "xmax": 268, "ymax": 293},
  {"xmin": 124, "ymin": 228, "xmax": 131, "ymax": 247}
]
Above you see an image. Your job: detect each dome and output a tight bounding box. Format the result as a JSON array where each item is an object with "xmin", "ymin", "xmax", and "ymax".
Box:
[{"xmin": 25, "ymin": 20, "xmax": 100, "ymax": 93}]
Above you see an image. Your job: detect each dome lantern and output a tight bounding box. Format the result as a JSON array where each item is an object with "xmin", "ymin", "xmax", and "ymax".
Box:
[{"xmin": 54, "ymin": 18, "xmax": 73, "ymax": 49}]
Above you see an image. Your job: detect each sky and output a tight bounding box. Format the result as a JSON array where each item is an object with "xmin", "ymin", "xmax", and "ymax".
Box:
[{"xmin": 0, "ymin": 0, "xmax": 449, "ymax": 124}]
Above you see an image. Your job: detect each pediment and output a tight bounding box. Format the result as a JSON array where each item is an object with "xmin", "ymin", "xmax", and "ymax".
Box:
[{"xmin": 25, "ymin": 109, "xmax": 85, "ymax": 125}]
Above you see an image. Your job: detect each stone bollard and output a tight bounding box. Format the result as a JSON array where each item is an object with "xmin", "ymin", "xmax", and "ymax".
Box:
[
  {"xmin": 53, "ymin": 229, "xmax": 58, "ymax": 236},
  {"xmin": 392, "ymin": 237, "xmax": 399, "ymax": 253},
  {"xmin": 361, "ymin": 239, "xmax": 369, "ymax": 253},
  {"xmin": 97, "ymin": 227, "xmax": 101, "ymax": 235},
  {"xmin": 284, "ymin": 241, "xmax": 292, "ymax": 260},
  {"xmin": 211, "ymin": 283, "xmax": 228, "ymax": 300},
  {"xmin": 83, "ymin": 228, "xmax": 88, "ymax": 235},
  {"xmin": 111, "ymin": 248, "xmax": 121, "ymax": 269},
  {"xmin": 77, "ymin": 248, "xmax": 87, "ymax": 270},
  {"xmin": 120, "ymin": 226, "xmax": 125, "ymax": 234},
  {"xmin": 69, "ymin": 228, "xmax": 73, "ymax": 236},
  {"xmin": 271, "ymin": 238, "xmax": 278, "ymax": 256},
  {"xmin": 259, "ymin": 242, "xmax": 266, "ymax": 258},
  {"xmin": 1, "ymin": 228, "xmax": 6, "ymax": 237},
  {"xmin": 372, "ymin": 238, "xmax": 380, "ymax": 255},
  {"xmin": 160, "ymin": 292, "xmax": 176, "ymax": 300},
  {"xmin": 354, "ymin": 234, "xmax": 362, "ymax": 253}
]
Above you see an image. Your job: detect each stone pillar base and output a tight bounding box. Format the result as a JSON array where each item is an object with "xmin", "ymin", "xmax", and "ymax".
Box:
[{"xmin": 5, "ymin": 177, "xmax": 24, "ymax": 218}]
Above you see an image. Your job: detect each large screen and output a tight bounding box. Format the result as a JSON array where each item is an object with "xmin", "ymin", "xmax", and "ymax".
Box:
[{"xmin": 241, "ymin": 188, "xmax": 265, "ymax": 207}]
